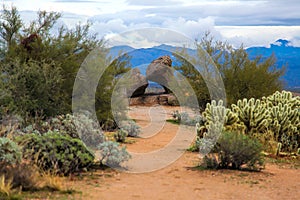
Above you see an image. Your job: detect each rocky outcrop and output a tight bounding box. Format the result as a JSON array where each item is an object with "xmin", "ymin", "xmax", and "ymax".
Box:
[
  {"xmin": 127, "ymin": 68, "xmax": 148, "ymax": 97},
  {"xmin": 129, "ymin": 94, "xmax": 178, "ymax": 106},
  {"xmin": 146, "ymin": 55, "xmax": 173, "ymax": 94}
]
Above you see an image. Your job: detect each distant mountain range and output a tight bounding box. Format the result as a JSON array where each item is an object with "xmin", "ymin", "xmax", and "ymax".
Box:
[{"xmin": 109, "ymin": 39, "xmax": 300, "ymax": 90}]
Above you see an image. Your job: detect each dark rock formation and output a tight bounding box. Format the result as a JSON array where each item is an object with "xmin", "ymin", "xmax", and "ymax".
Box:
[
  {"xmin": 127, "ymin": 68, "xmax": 148, "ymax": 97},
  {"xmin": 146, "ymin": 55, "xmax": 173, "ymax": 94}
]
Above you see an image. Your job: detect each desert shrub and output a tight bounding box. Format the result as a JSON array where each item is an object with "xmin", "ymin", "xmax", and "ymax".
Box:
[
  {"xmin": 172, "ymin": 110, "xmax": 203, "ymax": 126},
  {"xmin": 98, "ymin": 141, "xmax": 131, "ymax": 167},
  {"xmin": 201, "ymin": 131, "xmax": 264, "ymax": 171},
  {"xmin": 114, "ymin": 129, "xmax": 128, "ymax": 143},
  {"xmin": 119, "ymin": 121, "xmax": 141, "ymax": 137},
  {"xmin": 0, "ymin": 137, "xmax": 22, "ymax": 166},
  {"xmin": 21, "ymin": 112, "xmax": 105, "ymax": 149},
  {"xmin": 16, "ymin": 131, "xmax": 95, "ymax": 175}
]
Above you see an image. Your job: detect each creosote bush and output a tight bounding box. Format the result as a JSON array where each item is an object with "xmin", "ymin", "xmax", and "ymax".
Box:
[
  {"xmin": 16, "ymin": 131, "xmax": 95, "ymax": 175},
  {"xmin": 201, "ymin": 131, "xmax": 264, "ymax": 171}
]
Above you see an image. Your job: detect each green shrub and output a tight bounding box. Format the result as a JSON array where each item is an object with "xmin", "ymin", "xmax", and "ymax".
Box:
[
  {"xmin": 16, "ymin": 131, "xmax": 95, "ymax": 175},
  {"xmin": 114, "ymin": 129, "xmax": 128, "ymax": 143},
  {"xmin": 201, "ymin": 131, "xmax": 264, "ymax": 171},
  {"xmin": 0, "ymin": 137, "xmax": 22, "ymax": 166},
  {"xmin": 98, "ymin": 141, "xmax": 131, "ymax": 167}
]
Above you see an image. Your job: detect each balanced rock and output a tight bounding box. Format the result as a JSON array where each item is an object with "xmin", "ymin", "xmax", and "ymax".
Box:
[
  {"xmin": 146, "ymin": 55, "xmax": 173, "ymax": 94},
  {"xmin": 127, "ymin": 68, "xmax": 148, "ymax": 97}
]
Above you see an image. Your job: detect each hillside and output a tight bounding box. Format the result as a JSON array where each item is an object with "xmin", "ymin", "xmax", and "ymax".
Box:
[{"xmin": 109, "ymin": 40, "xmax": 300, "ymax": 90}]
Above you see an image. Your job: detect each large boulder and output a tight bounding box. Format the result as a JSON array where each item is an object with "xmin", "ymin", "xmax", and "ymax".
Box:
[
  {"xmin": 127, "ymin": 68, "xmax": 148, "ymax": 97},
  {"xmin": 146, "ymin": 55, "xmax": 173, "ymax": 94}
]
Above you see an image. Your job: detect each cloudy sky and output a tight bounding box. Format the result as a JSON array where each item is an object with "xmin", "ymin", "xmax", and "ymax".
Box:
[{"xmin": 2, "ymin": 0, "xmax": 300, "ymax": 48}]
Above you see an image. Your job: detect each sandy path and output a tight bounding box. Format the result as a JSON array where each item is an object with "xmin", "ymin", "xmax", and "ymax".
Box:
[{"xmin": 70, "ymin": 106, "xmax": 300, "ymax": 200}]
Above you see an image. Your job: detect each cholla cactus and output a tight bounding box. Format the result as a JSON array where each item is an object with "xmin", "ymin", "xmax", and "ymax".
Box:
[
  {"xmin": 269, "ymin": 104, "xmax": 299, "ymax": 151},
  {"xmin": 231, "ymin": 98, "xmax": 271, "ymax": 133},
  {"xmin": 263, "ymin": 91, "xmax": 300, "ymax": 151},
  {"xmin": 198, "ymin": 120, "xmax": 223, "ymax": 155},
  {"xmin": 203, "ymin": 100, "xmax": 239, "ymax": 126},
  {"xmin": 262, "ymin": 90, "xmax": 300, "ymax": 109},
  {"xmin": 198, "ymin": 100, "xmax": 241, "ymax": 136}
]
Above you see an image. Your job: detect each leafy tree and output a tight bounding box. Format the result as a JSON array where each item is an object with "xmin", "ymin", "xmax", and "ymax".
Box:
[
  {"xmin": 174, "ymin": 33, "xmax": 285, "ymax": 108},
  {"xmin": 0, "ymin": 6, "xmax": 131, "ymax": 125}
]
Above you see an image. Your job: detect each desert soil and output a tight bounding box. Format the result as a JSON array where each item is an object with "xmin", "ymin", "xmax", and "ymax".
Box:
[{"xmin": 67, "ymin": 105, "xmax": 299, "ymax": 200}]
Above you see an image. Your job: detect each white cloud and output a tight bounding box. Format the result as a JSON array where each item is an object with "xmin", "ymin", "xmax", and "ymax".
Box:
[
  {"xmin": 216, "ymin": 26, "xmax": 300, "ymax": 47},
  {"xmin": 2, "ymin": 0, "xmax": 300, "ymax": 47},
  {"xmin": 106, "ymin": 28, "xmax": 194, "ymax": 48},
  {"xmin": 162, "ymin": 17, "xmax": 221, "ymax": 40}
]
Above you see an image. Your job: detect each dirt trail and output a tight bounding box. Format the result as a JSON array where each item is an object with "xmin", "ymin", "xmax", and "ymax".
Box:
[{"xmin": 70, "ymin": 105, "xmax": 300, "ymax": 200}]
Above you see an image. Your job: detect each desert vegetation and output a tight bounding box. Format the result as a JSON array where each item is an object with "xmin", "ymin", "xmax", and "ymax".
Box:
[{"xmin": 0, "ymin": 6, "xmax": 299, "ymax": 200}]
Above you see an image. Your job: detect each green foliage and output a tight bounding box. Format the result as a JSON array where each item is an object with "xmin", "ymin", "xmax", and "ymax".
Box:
[
  {"xmin": 174, "ymin": 32, "xmax": 284, "ymax": 109},
  {"xmin": 16, "ymin": 131, "xmax": 95, "ymax": 175},
  {"xmin": 97, "ymin": 141, "xmax": 131, "ymax": 167},
  {"xmin": 0, "ymin": 6, "xmax": 131, "ymax": 127},
  {"xmin": 0, "ymin": 137, "xmax": 21, "ymax": 166},
  {"xmin": 201, "ymin": 131, "xmax": 264, "ymax": 171},
  {"xmin": 95, "ymin": 55, "xmax": 131, "ymax": 128},
  {"xmin": 1, "ymin": 59, "xmax": 65, "ymax": 122},
  {"xmin": 114, "ymin": 129, "xmax": 128, "ymax": 143},
  {"xmin": 119, "ymin": 121, "xmax": 141, "ymax": 137}
]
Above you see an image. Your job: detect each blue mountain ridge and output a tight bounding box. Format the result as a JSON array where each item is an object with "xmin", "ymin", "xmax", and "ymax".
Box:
[{"xmin": 109, "ymin": 40, "xmax": 300, "ymax": 90}]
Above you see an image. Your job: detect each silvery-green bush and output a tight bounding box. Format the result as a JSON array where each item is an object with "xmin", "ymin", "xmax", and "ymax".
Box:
[
  {"xmin": 98, "ymin": 141, "xmax": 131, "ymax": 167},
  {"xmin": 172, "ymin": 110, "xmax": 203, "ymax": 126},
  {"xmin": 21, "ymin": 112, "xmax": 105, "ymax": 149},
  {"xmin": 119, "ymin": 121, "xmax": 141, "ymax": 137}
]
